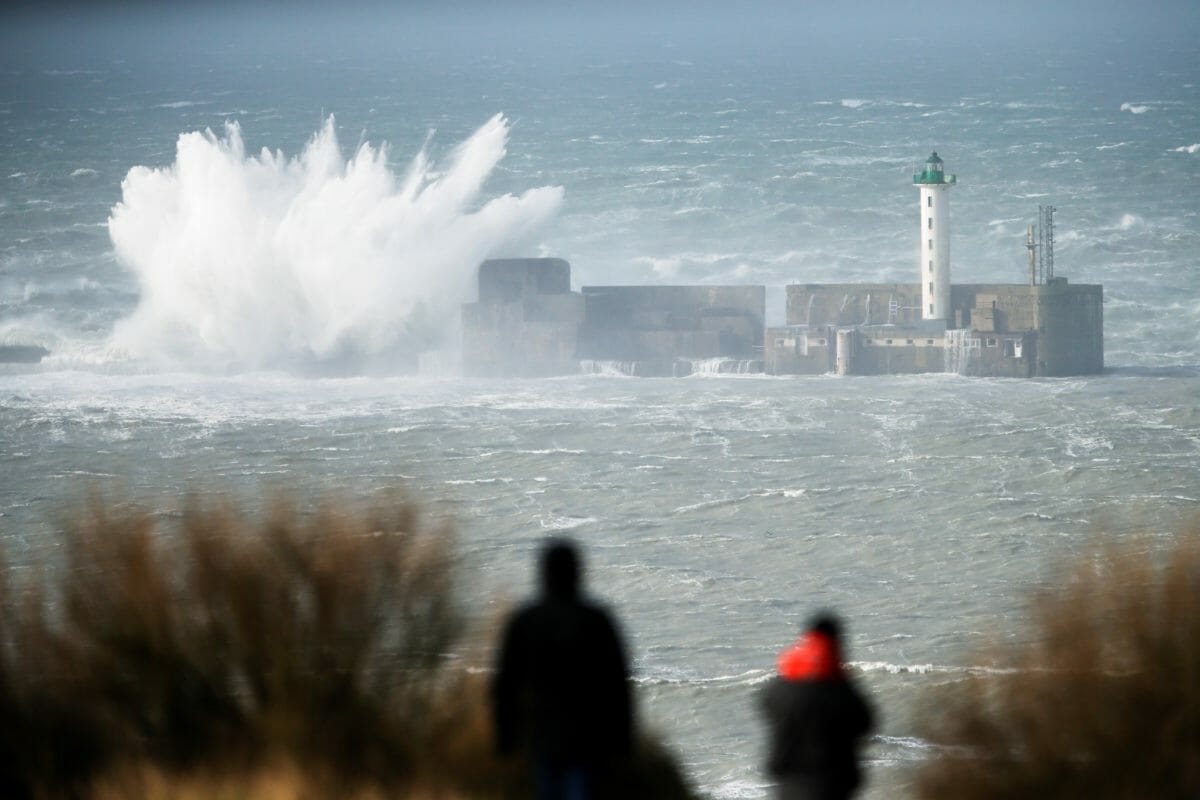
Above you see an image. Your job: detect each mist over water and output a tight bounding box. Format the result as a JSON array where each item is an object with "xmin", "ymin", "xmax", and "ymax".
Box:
[{"xmin": 107, "ymin": 114, "xmax": 562, "ymax": 372}]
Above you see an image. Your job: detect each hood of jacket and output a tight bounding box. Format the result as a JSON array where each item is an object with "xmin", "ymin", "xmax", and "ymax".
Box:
[{"xmin": 777, "ymin": 630, "xmax": 842, "ymax": 681}]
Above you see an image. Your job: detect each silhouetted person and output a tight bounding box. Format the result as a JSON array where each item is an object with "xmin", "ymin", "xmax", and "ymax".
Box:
[
  {"xmin": 759, "ymin": 613, "xmax": 875, "ymax": 800},
  {"xmin": 493, "ymin": 539, "xmax": 632, "ymax": 800}
]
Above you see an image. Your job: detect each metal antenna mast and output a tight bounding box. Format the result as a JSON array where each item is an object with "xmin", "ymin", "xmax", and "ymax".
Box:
[{"xmin": 1026, "ymin": 224, "xmax": 1037, "ymax": 285}]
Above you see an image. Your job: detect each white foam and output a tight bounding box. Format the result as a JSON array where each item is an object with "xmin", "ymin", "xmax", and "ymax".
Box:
[
  {"xmin": 851, "ymin": 661, "xmax": 1020, "ymax": 676},
  {"xmin": 0, "ymin": 317, "xmax": 58, "ymax": 349},
  {"xmin": 1172, "ymin": 143, "xmax": 1200, "ymax": 154},
  {"xmin": 708, "ymin": 779, "xmax": 772, "ymax": 800},
  {"xmin": 637, "ymin": 669, "xmax": 773, "ymax": 688},
  {"xmin": 840, "ymin": 98, "xmax": 867, "ymax": 109},
  {"xmin": 107, "ymin": 115, "xmax": 562, "ymax": 371},
  {"xmin": 672, "ymin": 495, "xmax": 746, "ymax": 514},
  {"xmin": 687, "ymin": 357, "xmax": 762, "ymax": 376},
  {"xmin": 1116, "ymin": 213, "xmax": 1142, "ymax": 230},
  {"xmin": 538, "ymin": 515, "xmax": 597, "ymax": 531},
  {"xmin": 852, "ymin": 660, "xmax": 937, "ymax": 675},
  {"xmin": 1120, "ymin": 102, "xmax": 1150, "ymax": 114},
  {"xmin": 155, "ymin": 100, "xmax": 208, "ymax": 109},
  {"xmin": 70, "ymin": 168, "xmax": 98, "ymax": 177},
  {"xmin": 636, "ymin": 256, "xmax": 681, "ymax": 278}
]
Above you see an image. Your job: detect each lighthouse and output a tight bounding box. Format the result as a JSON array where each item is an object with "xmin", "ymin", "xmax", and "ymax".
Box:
[{"xmin": 913, "ymin": 152, "xmax": 955, "ymax": 321}]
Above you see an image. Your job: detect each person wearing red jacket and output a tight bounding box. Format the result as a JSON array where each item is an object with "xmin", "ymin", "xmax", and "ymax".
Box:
[{"xmin": 760, "ymin": 613, "xmax": 875, "ymax": 800}]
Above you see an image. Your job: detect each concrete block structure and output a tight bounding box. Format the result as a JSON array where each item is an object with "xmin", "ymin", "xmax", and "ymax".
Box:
[
  {"xmin": 579, "ymin": 285, "xmax": 764, "ymax": 362},
  {"xmin": 768, "ymin": 277, "xmax": 1103, "ymax": 377},
  {"xmin": 950, "ymin": 280, "xmax": 1103, "ymax": 376},
  {"xmin": 461, "ymin": 153, "xmax": 1103, "ymax": 379},
  {"xmin": 477, "ymin": 257, "xmax": 571, "ymax": 303},
  {"xmin": 462, "ymin": 259, "xmax": 766, "ymax": 377},
  {"xmin": 461, "ymin": 258, "xmax": 583, "ymax": 377},
  {"xmin": 766, "ymin": 153, "xmax": 1102, "ymax": 378}
]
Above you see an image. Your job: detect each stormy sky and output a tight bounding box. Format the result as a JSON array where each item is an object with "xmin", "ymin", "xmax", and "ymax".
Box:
[{"xmin": 4, "ymin": 1, "xmax": 1198, "ymax": 67}]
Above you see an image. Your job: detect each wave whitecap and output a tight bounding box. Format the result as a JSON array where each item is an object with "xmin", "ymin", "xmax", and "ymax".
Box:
[{"xmin": 107, "ymin": 114, "xmax": 563, "ymax": 372}]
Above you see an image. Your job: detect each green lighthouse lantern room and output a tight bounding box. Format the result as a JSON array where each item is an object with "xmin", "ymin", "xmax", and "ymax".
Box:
[{"xmin": 914, "ymin": 151, "xmax": 955, "ymax": 184}]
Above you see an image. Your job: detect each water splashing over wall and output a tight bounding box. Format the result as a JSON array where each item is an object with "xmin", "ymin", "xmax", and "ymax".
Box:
[
  {"xmin": 944, "ymin": 329, "xmax": 980, "ymax": 375},
  {"xmin": 107, "ymin": 114, "xmax": 563, "ymax": 373}
]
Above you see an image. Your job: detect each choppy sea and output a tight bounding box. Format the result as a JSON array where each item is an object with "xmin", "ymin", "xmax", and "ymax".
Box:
[{"xmin": 2, "ymin": 7, "xmax": 1198, "ymax": 797}]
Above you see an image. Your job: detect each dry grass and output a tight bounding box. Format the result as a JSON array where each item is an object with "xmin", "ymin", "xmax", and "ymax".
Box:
[
  {"xmin": 915, "ymin": 524, "xmax": 1200, "ymax": 799},
  {"xmin": 0, "ymin": 492, "xmax": 697, "ymax": 800}
]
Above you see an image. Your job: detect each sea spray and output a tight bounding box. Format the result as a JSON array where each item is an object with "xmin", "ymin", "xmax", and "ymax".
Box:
[{"xmin": 107, "ymin": 114, "xmax": 563, "ymax": 372}]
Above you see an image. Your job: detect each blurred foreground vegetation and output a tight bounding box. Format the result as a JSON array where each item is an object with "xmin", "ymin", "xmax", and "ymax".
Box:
[
  {"xmin": 0, "ymin": 494, "xmax": 698, "ymax": 799},
  {"xmin": 1, "ymin": 493, "xmax": 1197, "ymax": 798},
  {"xmin": 915, "ymin": 524, "xmax": 1200, "ymax": 798}
]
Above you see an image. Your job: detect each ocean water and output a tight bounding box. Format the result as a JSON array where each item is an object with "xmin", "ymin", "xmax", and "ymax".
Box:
[{"xmin": 2, "ymin": 6, "xmax": 1199, "ymax": 798}]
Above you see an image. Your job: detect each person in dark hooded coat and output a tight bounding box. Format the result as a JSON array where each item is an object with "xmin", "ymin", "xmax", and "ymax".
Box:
[
  {"xmin": 492, "ymin": 538, "xmax": 632, "ymax": 800},
  {"xmin": 759, "ymin": 613, "xmax": 875, "ymax": 800}
]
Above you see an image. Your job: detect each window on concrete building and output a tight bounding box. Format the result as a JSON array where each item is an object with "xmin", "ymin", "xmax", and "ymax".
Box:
[
  {"xmin": 928, "ymin": 238, "xmax": 933, "ymax": 250},
  {"xmin": 926, "ymin": 339, "xmax": 935, "ymax": 345},
  {"xmin": 885, "ymin": 338, "xmax": 893, "ymax": 345},
  {"xmin": 929, "ymin": 282, "xmax": 934, "ymax": 293},
  {"xmin": 817, "ymin": 339, "xmax": 826, "ymax": 345},
  {"xmin": 928, "ymin": 260, "xmax": 933, "ymax": 273},
  {"xmin": 986, "ymin": 337, "xmax": 998, "ymax": 347},
  {"xmin": 906, "ymin": 339, "xmax": 914, "ymax": 345},
  {"xmin": 929, "ymin": 303, "xmax": 934, "ymax": 314},
  {"xmin": 927, "ymin": 217, "xmax": 933, "ymax": 230},
  {"xmin": 927, "ymin": 196, "xmax": 932, "ymax": 208},
  {"xmin": 1004, "ymin": 340, "xmax": 1016, "ymax": 357}
]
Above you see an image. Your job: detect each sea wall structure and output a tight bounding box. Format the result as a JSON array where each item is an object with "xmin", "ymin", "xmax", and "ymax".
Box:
[
  {"xmin": 461, "ymin": 258, "xmax": 583, "ymax": 377},
  {"xmin": 462, "ymin": 258, "xmax": 765, "ymax": 377},
  {"xmin": 766, "ymin": 278, "xmax": 1102, "ymax": 377},
  {"xmin": 462, "ymin": 153, "xmax": 1103, "ymax": 379},
  {"xmin": 578, "ymin": 285, "xmax": 764, "ymax": 375}
]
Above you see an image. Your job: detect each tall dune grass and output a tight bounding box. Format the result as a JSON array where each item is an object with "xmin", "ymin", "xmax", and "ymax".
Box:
[
  {"xmin": 0, "ymin": 493, "xmax": 697, "ymax": 799},
  {"xmin": 914, "ymin": 525, "xmax": 1200, "ymax": 799}
]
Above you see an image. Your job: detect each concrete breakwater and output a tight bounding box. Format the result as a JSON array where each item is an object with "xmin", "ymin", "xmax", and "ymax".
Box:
[
  {"xmin": 462, "ymin": 258, "xmax": 767, "ymax": 378},
  {"xmin": 462, "ymin": 154, "xmax": 1103, "ymax": 379},
  {"xmin": 462, "ymin": 258, "xmax": 1102, "ymax": 379}
]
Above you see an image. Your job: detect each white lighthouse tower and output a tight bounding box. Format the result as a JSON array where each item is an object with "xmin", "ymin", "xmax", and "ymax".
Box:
[{"xmin": 914, "ymin": 152, "xmax": 955, "ymax": 321}]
